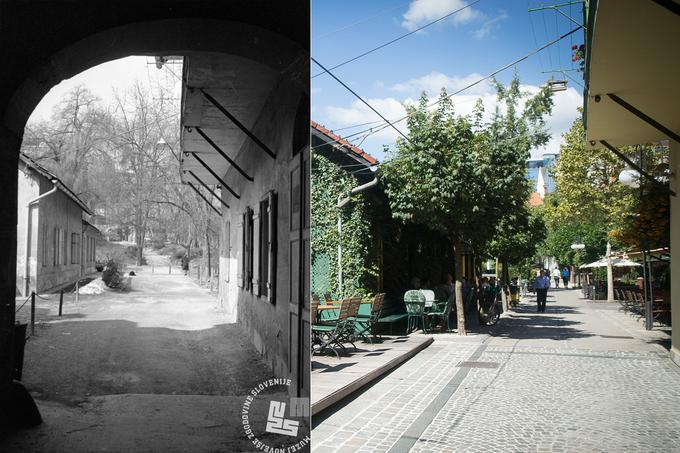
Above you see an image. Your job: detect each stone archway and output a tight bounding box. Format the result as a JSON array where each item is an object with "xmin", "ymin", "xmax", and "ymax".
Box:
[{"xmin": 0, "ymin": 9, "xmax": 308, "ymax": 426}]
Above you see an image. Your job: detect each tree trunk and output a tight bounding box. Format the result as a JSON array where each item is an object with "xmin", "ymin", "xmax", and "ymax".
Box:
[
  {"xmin": 205, "ymin": 226, "xmax": 212, "ymax": 279},
  {"xmin": 135, "ymin": 209, "xmax": 144, "ymax": 266},
  {"xmin": 453, "ymin": 238, "xmax": 466, "ymax": 336},
  {"xmin": 501, "ymin": 258, "xmax": 509, "ymax": 312}
]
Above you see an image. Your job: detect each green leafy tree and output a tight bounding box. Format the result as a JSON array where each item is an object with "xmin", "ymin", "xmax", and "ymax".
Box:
[
  {"xmin": 480, "ymin": 76, "xmax": 553, "ymax": 288},
  {"xmin": 542, "ymin": 112, "xmax": 652, "ymax": 264},
  {"xmin": 382, "ymin": 76, "xmax": 553, "ymax": 335}
]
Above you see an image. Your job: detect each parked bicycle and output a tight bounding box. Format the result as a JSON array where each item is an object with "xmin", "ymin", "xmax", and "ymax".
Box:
[{"xmin": 480, "ymin": 289, "xmax": 502, "ymax": 326}]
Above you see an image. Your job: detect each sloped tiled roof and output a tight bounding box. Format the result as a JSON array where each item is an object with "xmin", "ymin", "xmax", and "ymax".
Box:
[
  {"xmin": 19, "ymin": 152, "xmax": 93, "ymax": 215},
  {"xmin": 528, "ymin": 191, "xmax": 544, "ymax": 207},
  {"xmin": 311, "ymin": 120, "xmax": 378, "ymax": 165}
]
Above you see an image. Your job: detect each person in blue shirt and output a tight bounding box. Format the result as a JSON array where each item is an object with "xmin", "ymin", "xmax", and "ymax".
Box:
[
  {"xmin": 535, "ymin": 270, "xmax": 550, "ymax": 312},
  {"xmin": 561, "ymin": 266, "xmax": 570, "ymax": 288}
]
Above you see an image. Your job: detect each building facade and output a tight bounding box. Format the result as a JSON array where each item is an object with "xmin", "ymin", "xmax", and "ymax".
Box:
[{"xmin": 16, "ymin": 154, "xmax": 99, "ymax": 297}]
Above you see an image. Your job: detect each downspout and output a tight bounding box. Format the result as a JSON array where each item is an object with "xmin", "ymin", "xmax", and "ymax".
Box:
[
  {"xmin": 24, "ymin": 180, "xmax": 58, "ymax": 296},
  {"xmin": 336, "ymin": 176, "xmax": 379, "ymax": 296}
]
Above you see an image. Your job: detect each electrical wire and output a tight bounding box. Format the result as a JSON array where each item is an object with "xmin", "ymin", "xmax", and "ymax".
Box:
[
  {"xmin": 314, "ymin": 1, "xmax": 412, "ymax": 41},
  {"xmin": 541, "ymin": 8, "xmax": 554, "ymax": 70},
  {"xmin": 312, "ymin": 0, "xmax": 483, "ymax": 78},
  {"xmin": 312, "ymin": 57, "xmax": 412, "ymax": 144},
  {"xmin": 528, "ymin": 2, "xmax": 546, "ymax": 73},
  {"xmin": 313, "ymin": 26, "xmax": 580, "ymax": 150}
]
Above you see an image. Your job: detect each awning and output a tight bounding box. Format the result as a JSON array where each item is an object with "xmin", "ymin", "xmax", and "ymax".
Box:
[
  {"xmin": 179, "ymin": 53, "xmax": 279, "ymax": 192},
  {"xmin": 584, "ymin": 0, "xmax": 680, "ymax": 148},
  {"xmin": 580, "ymin": 257, "xmax": 642, "ymax": 269}
]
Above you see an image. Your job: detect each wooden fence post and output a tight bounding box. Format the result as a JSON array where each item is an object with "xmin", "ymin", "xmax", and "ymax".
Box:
[{"xmin": 30, "ymin": 292, "xmax": 35, "ymax": 336}]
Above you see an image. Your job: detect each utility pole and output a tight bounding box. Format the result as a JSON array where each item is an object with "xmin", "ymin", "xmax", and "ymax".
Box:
[{"xmin": 606, "ymin": 241, "xmax": 614, "ymax": 302}]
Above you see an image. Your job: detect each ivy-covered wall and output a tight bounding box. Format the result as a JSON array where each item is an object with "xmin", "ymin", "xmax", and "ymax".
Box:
[{"xmin": 311, "ymin": 153, "xmax": 377, "ymax": 299}]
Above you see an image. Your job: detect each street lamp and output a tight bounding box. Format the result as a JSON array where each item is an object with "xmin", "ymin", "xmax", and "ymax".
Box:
[
  {"xmin": 618, "ymin": 168, "xmax": 640, "ymax": 188},
  {"xmin": 570, "ymin": 237, "xmax": 585, "ymax": 250}
]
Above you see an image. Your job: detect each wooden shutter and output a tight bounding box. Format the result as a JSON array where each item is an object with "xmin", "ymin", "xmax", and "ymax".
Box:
[
  {"xmin": 267, "ymin": 191, "xmax": 277, "ymax": 304},
  {"xmin": 252, "ymin": 206, "xmax": 261, "ymax": 296},
  {"xmin": 237, "ymin": 215, "xmax": 244, "ymax": 288}
]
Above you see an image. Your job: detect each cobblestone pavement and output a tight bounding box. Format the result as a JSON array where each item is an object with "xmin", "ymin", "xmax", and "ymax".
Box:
[{"xmin": 312, "ymin": 289, "xmax": 680, "ymax": 452}]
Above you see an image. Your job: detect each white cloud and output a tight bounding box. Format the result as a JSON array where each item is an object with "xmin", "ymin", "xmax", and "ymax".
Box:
[
  {"xmin": 473, "ymin": 10, "xmax": 509, "ymax": 39},
  {"xmin": 401, "ymin": 0, "xmax": 481, "ymax": 31},
  {"xmin": 320, "ymin": 79, "xmax": 583, "ymax": 160},
  {"xmin": 392, "ymin": 71, "xmax": 492, "ymax": 96},
  {"xmin": 533, "ymin": 85, "xmax": 583, "ymax": 158},
  {"xmin": 324, "ymin": 97, "xmax": 415, "ymax": 142}
]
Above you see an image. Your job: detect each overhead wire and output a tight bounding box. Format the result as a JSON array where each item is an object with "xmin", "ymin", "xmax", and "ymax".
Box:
[
  {"xmin": 312, "ymin": 57, "xmax": 412, "ymax": 144},
  {"xmin": 541, "ymin": 7, "xmax": 554, "ymax": 70},
  {"xmin": 312, "ymin": 0, "xmax": 483, "ymax": 78},
  {"xmin": 314, "ymin": 26, "xmax": 581, "ymax": 151},
  {"xmin": 313, "ymin": 1, "xmax": 412, "ymax": 41}
]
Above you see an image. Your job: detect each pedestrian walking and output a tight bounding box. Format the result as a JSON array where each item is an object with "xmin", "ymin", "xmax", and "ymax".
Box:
[
  {"xmin": 535, "ymin": 270, "xmax": 550, "ymax": 312},
  {"xmin": 562, "ymin": 266, "xmax": 570, "ymax": 288},
  {"xmin": 552, "ymin": 267, "xmax": 561, "ymax": 288},
  {"xmin": 181, "ymin": 252, "xmax": 190, "ymax": 276}
]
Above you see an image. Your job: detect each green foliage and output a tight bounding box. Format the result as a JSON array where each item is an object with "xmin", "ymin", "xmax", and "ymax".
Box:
[
  {"xmin": 481, "ymin": 76, "xmax": 553, "ymax": 264},
  {"xmin": 542, "ymin": 112, "xmax": 668, "ymax": 264},
  {"xmin": 546, "ymin": 111, "xmax": 635, "ymax": 231},
  {"xmin": 486, "ymin": 206, "xmax": 546, "ymax": 265},
  {"xmin": 539, "ymin": 209, "xmax": 607, "ymax": 266},
  {"xmin": 311, "ymin": 153, "xmax": 376, "ymax": 298},
  {"xmin": 102, "ymin": 259, "xmax": 122, "ymax": 288},
  {"xmin": 381, "ymin": 75, "xmax": 554, "ymax": 333}
]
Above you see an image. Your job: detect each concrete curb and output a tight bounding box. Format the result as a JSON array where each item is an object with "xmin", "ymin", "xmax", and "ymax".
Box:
[{"xmin": 311, "ymin": 336, "xmax": 434, "ymax": 416}]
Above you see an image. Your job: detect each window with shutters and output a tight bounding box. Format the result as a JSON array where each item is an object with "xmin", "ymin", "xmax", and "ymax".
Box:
[
  {"xmin": 246, "ymin": 208, "xmax": 254, "ymax": 292},
  {"xmin": 53, "ymin": 227, "xmax": 60, "ymax": 266},
  {"xmin": 42, "ymin": 223, "xmax": 48, "ymax": 267},
  {"xmin": 237, "ymin": 217, "xmax": 244, "ymax": 288},
  {"xmin": 63, "ymin": 230, "xmax": 68, "ymax": 265},
  {"xmin": 252, "ymin": 206, "xmax": 261, "ymax": 295},
  {"xmin": 239, "ymin": 208, "xmax": 254, "ymax": 291},
  {"xmin": 258, "ymin": 191, "xmax": 277, "ymax": 302},
  {"xmin": 71, "ymin": 233, "xmax": 80, "ymax": 264}
]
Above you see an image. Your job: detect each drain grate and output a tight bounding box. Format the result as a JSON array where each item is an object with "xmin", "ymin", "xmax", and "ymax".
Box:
[{"xmin": 457, "ymin": 361, "xmax": 499, "ymax": 369}]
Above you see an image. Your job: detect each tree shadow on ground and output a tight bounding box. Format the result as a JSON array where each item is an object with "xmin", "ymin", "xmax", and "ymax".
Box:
[
  {"xmin": 487, "ymin": 302, "xmax": 595, "ymax": 341},
  {"xmin": 19, "ymin": 319, "xmax": 276, "ymax": 405}
]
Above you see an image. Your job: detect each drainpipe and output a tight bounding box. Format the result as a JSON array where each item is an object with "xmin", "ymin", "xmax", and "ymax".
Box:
[
  {"xmin": 24, "ymin": 180, "xmax": 58, "ymax": 296},
  {"xmin": 336, "ymin": 176, "xmax": 379, "ymax": 296}
]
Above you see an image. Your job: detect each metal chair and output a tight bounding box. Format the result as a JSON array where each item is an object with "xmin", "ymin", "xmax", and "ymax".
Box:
[
  {"xmin": 425, "ymin": 291, "xmax": 454, "ymax": 333},
  {"xmin": 404, "ymin": 290, "xmax": 426, "ymax": 334},
  {"xmin": 355, "ymin": 293, "xmax": 386, "ymax": 343}
]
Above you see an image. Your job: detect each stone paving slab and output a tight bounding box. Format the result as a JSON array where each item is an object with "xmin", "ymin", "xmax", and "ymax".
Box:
[
  {"xmin": 312, "ymin": 289, "xmax": 680, "ymax": 453},
  {"xmin": 312, "ymin": 334, "xmax": 434, "ymax": 415}
]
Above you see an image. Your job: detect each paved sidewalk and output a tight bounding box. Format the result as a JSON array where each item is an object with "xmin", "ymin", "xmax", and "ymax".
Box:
[{"xmin": 312, "ymin": 289, "xmax": 680, "ymax": 452}]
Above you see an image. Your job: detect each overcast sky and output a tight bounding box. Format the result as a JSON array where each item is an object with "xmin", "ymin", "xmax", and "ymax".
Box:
[
  {"xmin": 312, "ymin": 0, "xmax": 585, "ymax": 161},
  {"xmin": 28, "ymin": 56, "xmax": 182, "ymax": 124}
]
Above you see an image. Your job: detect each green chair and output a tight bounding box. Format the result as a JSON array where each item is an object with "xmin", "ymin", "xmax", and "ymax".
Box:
[
  {"xmin": 355, "ymin": 293, "xmax": 386, "ymax": 343},
  {"xmin": 425, "ymin": 291, "xmax": 454, "ymax": 333},
  {"xmin": 404, "ymin": 290, "xmax": 426, "ymax": 334}
]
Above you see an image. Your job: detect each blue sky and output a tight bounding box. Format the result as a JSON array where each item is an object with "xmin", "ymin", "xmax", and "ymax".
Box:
[{"xmin": 312, "ymin": 0, "xmax": 586, "ymax": 161}]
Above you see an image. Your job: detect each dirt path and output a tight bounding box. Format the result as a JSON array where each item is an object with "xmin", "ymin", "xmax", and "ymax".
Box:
[{"xmin": 2, "ymin": 267, "xmax": 307, "ymax": 451}]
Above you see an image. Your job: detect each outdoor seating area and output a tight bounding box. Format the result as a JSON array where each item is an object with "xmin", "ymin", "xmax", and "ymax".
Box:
[
  {"xmin": 312, "ymin": 293, "xmax": 389, "ymax": 358},
  {"xmin": 311, "ymin": 289, "xmax": 458, "ymax": 358},
  {"xmin": 614, "ymin": 285, "xmax": 671, "ymax": 326}
]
